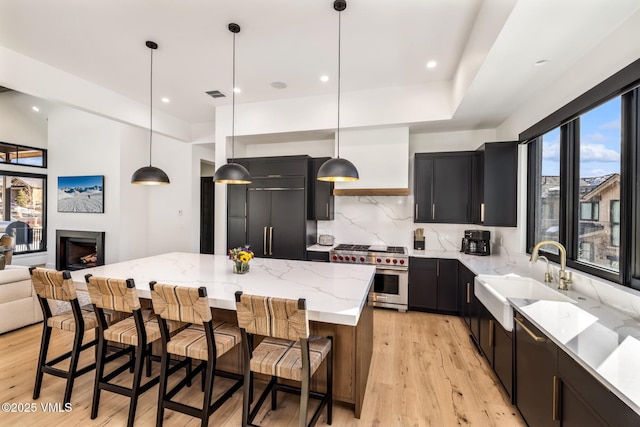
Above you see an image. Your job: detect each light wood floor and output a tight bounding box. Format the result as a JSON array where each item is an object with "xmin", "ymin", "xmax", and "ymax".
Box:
[{"xmin": 0, "ymin": 309, "xmax": 525, "ymax": 426}]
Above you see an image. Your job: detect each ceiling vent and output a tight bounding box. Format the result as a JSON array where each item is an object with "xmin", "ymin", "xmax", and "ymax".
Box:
[{"xmin": 206, "ymin": 90, "xmax": 226, "ymax": 98}]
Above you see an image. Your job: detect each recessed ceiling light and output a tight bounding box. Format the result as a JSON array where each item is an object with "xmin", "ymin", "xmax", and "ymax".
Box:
[
  {"xmin": 161, "ymin": 97, "xmax": 170, "ymax": 103},
  {"xmin": 534, "ymin": 59, "xmax": 549, "ymax": 66},
  {"xmin": 32, "ymin": 106, "xmax": 40, "ymax": 112},
  {"xmin": 426, "ymin": 61, "xmax": 437, "ymax": 69},
  {"xmin": 271, "ymin": 81, "xmax": 288, "ymax": 89},
  {"xmin": 233, "ymin": 87, "xmax": 241, "ymax": 93},
  {"xmin": 320, "ymin": 75, "xmax": 329, "ymax": 82}
]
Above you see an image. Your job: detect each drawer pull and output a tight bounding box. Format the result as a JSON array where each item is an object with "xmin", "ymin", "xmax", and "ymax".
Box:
[
  {"xmin": 466, "ymin": 282, "xmax": 470, "ymax": 304},
  {"xmin": 514, "ymin": 317, "xmax": 546, "ymax": 342},
  {"xmin": 552, "ymin": 375, "xmax": 560, "ymax": 421}
]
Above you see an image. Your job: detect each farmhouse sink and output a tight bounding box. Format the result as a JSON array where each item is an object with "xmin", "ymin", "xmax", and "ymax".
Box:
[{"xmin": 475, "ymin": 274, "xmax": 576, "ymax": 331}]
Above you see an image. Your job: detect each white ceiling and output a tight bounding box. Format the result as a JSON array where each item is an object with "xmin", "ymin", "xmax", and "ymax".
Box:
[{"xmin": 1, "ymin": 0, "xmax": 639, "ymax": 133}]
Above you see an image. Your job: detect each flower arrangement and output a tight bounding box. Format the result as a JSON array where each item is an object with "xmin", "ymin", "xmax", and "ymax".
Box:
[{"xmin": 228, "ymin": 247, "xmax": 254, "ymax": 274}]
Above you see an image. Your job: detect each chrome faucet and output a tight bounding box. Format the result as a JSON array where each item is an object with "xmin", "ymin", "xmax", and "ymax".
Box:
[{"xmin": 530, "ymin": 240, "xmax": 573, "ymax": 290}]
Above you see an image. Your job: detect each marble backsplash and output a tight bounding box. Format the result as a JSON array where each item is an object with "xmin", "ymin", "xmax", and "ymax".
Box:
[
  {"xmin": 317, "ymin": 195, "xmax": 521, "ymax": 255},
  {"xmin": 317, "ymin": 195, "xmax": 640, "ymax": 320}
]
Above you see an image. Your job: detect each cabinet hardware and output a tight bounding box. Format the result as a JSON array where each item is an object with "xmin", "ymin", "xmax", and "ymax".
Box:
[
  {"xmin": 263, "ymin": 227, "xmax": 267, "ymax": 255},
  {"xmin": 244, "ymin": 202, "xmax": 247, "ymax": 217},
  {"xmin": 415, "ymin": 204, "xmax": 418, "ymax": 218},
  {"xmin": 376, "ymin": 295, "xmax": 388, "ymax": 301},
  {"xmin": 489, "ymin": 319, "xmax": 494, "ymax": 347},
  {"xmin": 552, "ymin": 375, "xmax": 559, "ymax": 421},
  {"xmin": 514, "ymin": 317, "xmax": 546, "ymax": 342},
  {"xmin": 436, "ymin": 260, "xmax": 440, "ymax": 276},
  {"xmin": 326, "ymin": 203, "xmax": 329, "ymax": 218},
  {"xmin": 244, "ymin": 218, "xmax": 247, "ymax": 233},
  {"xmin": 432, "ymin": 203, "xmax": 435, "ymax": 219},
  {"xmin": 269, "ymin": 227, "xmax": 273, "ymax": 255},
  {"xmin": 480, "ymin": 202, "xmax": 485, "ymax": 223},
  {"xmin": 466, "ymin": 282, "xmax": 470, "ymax": 304}
]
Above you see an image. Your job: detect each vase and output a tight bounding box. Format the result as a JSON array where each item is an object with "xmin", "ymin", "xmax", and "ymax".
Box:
[{"xmin": 233, "ymin": 261, "xmax": 250, "ymax": 274}]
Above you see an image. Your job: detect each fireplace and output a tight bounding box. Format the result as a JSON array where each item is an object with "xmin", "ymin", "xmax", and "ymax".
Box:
[{"xmin": 56, "ymin": 230, "xmax": 105, "ymax": 271}]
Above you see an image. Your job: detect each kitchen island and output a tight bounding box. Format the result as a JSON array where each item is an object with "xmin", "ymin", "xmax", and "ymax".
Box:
[{"xmin": 70, "ymin": 252, "xmax": 375, "ymax": 417}]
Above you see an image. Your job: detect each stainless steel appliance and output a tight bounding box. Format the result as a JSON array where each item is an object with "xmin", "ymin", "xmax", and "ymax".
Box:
[
  {"xmin": 461, "ymin": 230, "xmax": 491, "ymax": 256},
  {"xmin": 330, "ymin": 244, "xmax": 408, "ymax": 312}
]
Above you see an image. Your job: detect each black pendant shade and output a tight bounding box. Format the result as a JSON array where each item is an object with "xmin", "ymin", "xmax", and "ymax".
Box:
[
  {"xmin": 317, "ymin": 0, "xmax": 359, "ymax": 183},
  {"xmin": 212, "ymin": 162, "xmax": 251, "ymax": 184},
  {"xmin": 213, "ymin": 23, "xmax": 252, "ymax": 184},
  {"xmin": 317, "ymin": 157, "xmax": 359, "ymax": 182},
  {"xmin": 132, "ymin": 40, "xmax": 170, "ymax": 186},
  {"xmin": 131, "ymin": 166, "xmax": 170, "ymax": 185}
]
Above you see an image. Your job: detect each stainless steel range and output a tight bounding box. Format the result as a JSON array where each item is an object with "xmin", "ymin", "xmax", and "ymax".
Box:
[{"xmin": 330, "ymin": 244, "xmax": 408, "ymax": 312}]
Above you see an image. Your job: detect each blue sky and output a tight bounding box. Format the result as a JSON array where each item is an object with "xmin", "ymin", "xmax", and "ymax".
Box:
[
  {"xmin": 541, "ymin": 97, "xmax": 621, "ymax": 177},
  {"xmin": 58, "ymin": 175, "xmax": 103, "ymax": 189}
]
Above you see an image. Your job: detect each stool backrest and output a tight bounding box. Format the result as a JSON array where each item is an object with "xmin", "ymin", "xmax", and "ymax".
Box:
[
  {"xmin": 235, "ymin": 292, "xmax": 309, "ymax": 341},
  {"xmin": 85, "ymin": 275, "xmax": 141, "ymax": 313},
  {"xmin": 31, "ymin": 268, "xmax": 76, "ymax": 301},
  {"xmin": 150, "ymin": 282, "xmax": 211, "ymax": 324}
]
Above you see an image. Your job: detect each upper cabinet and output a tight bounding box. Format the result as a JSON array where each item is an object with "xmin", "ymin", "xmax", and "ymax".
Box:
[
  {"xmin": 414, "ymin": 152, "xmax": 474, "ymax": 224},
  {"xmin": 476, "ymin": 141, "xmax": 518, "ymax": 227},
  {"xmin": 309, "ymin": 157, "xmax": 334, "ymax": 220}
]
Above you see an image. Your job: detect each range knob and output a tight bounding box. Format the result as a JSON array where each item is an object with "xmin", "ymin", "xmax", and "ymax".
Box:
[
  {"xmin": 360, "ymin": 257, "xmax": 365, "ymax": 262},
  {"xmin": 351, "ymin": 256, "xmax": 356, "ymax": 261},
  {"xmin": 332, "ymin": 255, "xmax": 337, "ymax": 261},
  {"xmin": 393, "ymin": 259, "xmax": 398, "ymax": 264},
  {"xmin": 338, "ymin": 255, "xmax": 344, "ymax": 261},
  {"xmin": 386, "ymin": 258, "xmax": 391, "ymax": 263},
  {"xmin": 399, "ymin": 259, "xmax": 405, "ymax": 265},
  {"xmin": 376, "ymin": 258, "xmax": 382, "ymax": 263}
]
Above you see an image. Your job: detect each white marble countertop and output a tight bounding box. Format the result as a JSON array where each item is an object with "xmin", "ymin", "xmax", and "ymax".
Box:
[
  {"xmin": 306, "ymin": 244, "xmax": 335, "ymax": 252},
  {"xmin": 70, "ymin": 252, "xmax": 375, "ymax": 326}
]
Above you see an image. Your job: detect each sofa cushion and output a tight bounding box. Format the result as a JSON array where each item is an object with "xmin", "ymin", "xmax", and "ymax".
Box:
[{"xmin": 0, "ymin": 266, "xmax": 33, "ymax": 304}]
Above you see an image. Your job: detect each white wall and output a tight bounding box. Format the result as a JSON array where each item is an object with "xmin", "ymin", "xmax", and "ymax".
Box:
[{"xmin": 47, "ymin": 106, "xmax": 122, "ymax": 267}]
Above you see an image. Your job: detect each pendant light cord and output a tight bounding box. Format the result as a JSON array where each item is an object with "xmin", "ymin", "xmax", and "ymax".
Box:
[
  {"xmin": 231, "ymin": 30, "xmax": 236, "ymax": 162},
  {"xmin": 149, "ymin": 45, "xmax": 154, "ymax": 167},
  {"xmin": 336, "ymin": 9, "xmax": 342, "ymax": 159}
]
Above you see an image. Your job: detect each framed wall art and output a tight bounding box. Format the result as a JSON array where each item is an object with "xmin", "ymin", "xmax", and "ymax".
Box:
[{"xmin": 57, "ymin": 175, "xmax": 104, "ymax": 213}]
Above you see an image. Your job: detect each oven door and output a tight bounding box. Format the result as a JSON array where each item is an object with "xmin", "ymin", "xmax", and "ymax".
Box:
[{"xmin": 369, "ymin": 268, "xmax": 408, "ymax": 312}]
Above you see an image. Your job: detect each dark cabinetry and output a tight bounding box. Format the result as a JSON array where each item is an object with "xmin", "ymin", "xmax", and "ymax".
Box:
[
  {"xmin": 476, "ymin": 141, "xmax": 518, "ymax": 227},
  {"xmin": 478, "ymin": 301, "xmax": 512, "ymax": 400},
  {"xmin": 408, "ymin": 257, "xmax": 458, "ymax": 313},
  {"xmin": 225, "ymin": 156, "xmax": 316, "ymax": 260},
  {"xmin": 414, "ymin": 152, "xmax": 473, "ymax": 224},
  {"xmin": 309, "ymin": 157, "xmax": 334, "ymax": 220},
  {"xmin": 558, "ymin": 350, "xmax": 638, "ymax": 426},
  {"xmin": 457, "ymin": 263, "xmax": 479, "ymax": 344},
  {"xmin": 514, "ymin": 312, "xmax": 639, "ymax": 426},
  {"xmin": 306, "ymin": 251, "xmax": 330, "ymax": 262},
  {"xmin": 514, "ymin": 314, "xmax": 559, "ymax": 427}
]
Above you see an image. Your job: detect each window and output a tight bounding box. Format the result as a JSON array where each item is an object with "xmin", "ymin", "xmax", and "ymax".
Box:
[
  {"xmin": 0, "ymin": 142, "xmax": 47, "ymax": 168},
  {"xmin": 611, "ymin": 200, "xmax": 620, "ymax": 247},
  {"xmin": 525, "ymin": 58, "xmax": 640, "ymax": 290},
  {"xmin": 0, "ymin": 172, "xmax": 47, "ymax": 254},
  {"xmin": 579, "ymin": 202, "xmax": 599, "ymax": 221},
  {"xmin": 576, "ymin": 97, "xmax": 620, "ymax": 271},
  {"xmin": 531, "ymin": 127, "xmax": 561, "ymax": 255}
]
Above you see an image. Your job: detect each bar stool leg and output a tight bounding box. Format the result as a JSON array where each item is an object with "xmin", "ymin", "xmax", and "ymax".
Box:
[
  {"xmin": 299, "ymin": 373, "xmax": 310, "ymax": 427},
  {"xmin": 33, "ymin": 324, "xmax": 52, "ymax": 400},
  {"xmin": 63, "ymin": 327, "xmax": 84, "ymax": 405},
  {"xmin": 200, "ymin": 360, "xmax": 215, "ymax": 427},
  {"xmin": 127, "ymin": 344, "xmax": 145, "ymax": 427},
  {"xmin": 271, "ymin": 375, "xmax": 278, "ymax": 410},
  {"xmin": 155, "ymin": 347, "xmax": 170, "ymax": 427},
  {"xmin": 327, "ymin": 340, "xmax": 333, "ymax": 425},
  {"xmin": 91, "ymin": 333, "xmax": 108, "ymax": 419}
]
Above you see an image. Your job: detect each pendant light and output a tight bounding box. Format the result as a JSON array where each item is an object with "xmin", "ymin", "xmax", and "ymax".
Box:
[
  {"xmin": 317, "ymin": 0, "xmax": 359, "ymax": 182},
  {"xmin": 131, "ymin": 41, "xmax": 170, "ymax": 185},
  {"xmin": 213, "ymin": 23, "xmax": 252, "ymax": 184}
]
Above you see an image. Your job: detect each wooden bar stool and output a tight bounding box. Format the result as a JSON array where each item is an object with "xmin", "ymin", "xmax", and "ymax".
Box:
[
  {"xmin": 149, "ymin": 282, "xmax": 244, "ymax": 427},
  {"xmin": 234, "ymin": 291, "xmax": 333, "ymax": 427},
  {"xmin": 85, "ymin": 274, "xmax": 182, "ymax": 427},
  {"xmin": 31, "ymin": 268, "xmax": 100, "ymax": 405}
]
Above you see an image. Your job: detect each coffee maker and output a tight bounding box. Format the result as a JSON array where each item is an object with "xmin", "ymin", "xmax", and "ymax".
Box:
[{"xmin": 461, "ymin": 230, "xmax": 491, "ymax": 256}]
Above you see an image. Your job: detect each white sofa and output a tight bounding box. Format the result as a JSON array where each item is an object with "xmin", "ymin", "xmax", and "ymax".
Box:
[{"xmin": 0, "ymin": 265, "xmax": 43, "ymax": 334}]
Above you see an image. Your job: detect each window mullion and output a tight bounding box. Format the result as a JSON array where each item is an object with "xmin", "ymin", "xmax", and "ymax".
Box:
[{"xmin": 560, "ymin": 121, "xmax": 578, "ymax": 260}]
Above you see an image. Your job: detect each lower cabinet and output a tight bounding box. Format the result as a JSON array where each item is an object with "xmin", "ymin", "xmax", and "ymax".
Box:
[
  {"xmin": 457, "ymin": 263, "xmax": 479, "ymax": 345},
  {"xmin": 513, "ymin": 311, "xmax": 640, "ymax": 426},
  {"xmin": 408, "ymin": 258, "xmax": 458, "ymax": 313},
  {"xmin": 514, "ymin": 313, "xmax": 558, "ymax": 427},
  {"xmin": 478, "ymin": 301, "xmax": 512, "ymax": 399},
  {"xmin": 306, "ymin": 251, "xmax": 330, "ymax": 262}
]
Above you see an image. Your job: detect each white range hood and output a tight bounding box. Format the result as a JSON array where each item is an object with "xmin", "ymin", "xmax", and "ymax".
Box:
[{"xmin": 334, "ymin": 126, "xmax": 409, "ymax": 196}]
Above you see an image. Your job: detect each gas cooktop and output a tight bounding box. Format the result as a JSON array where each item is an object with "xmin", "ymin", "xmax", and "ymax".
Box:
[{"xmin": 331, "ymin": 244, "xmax": 408, "ymax": 268}]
